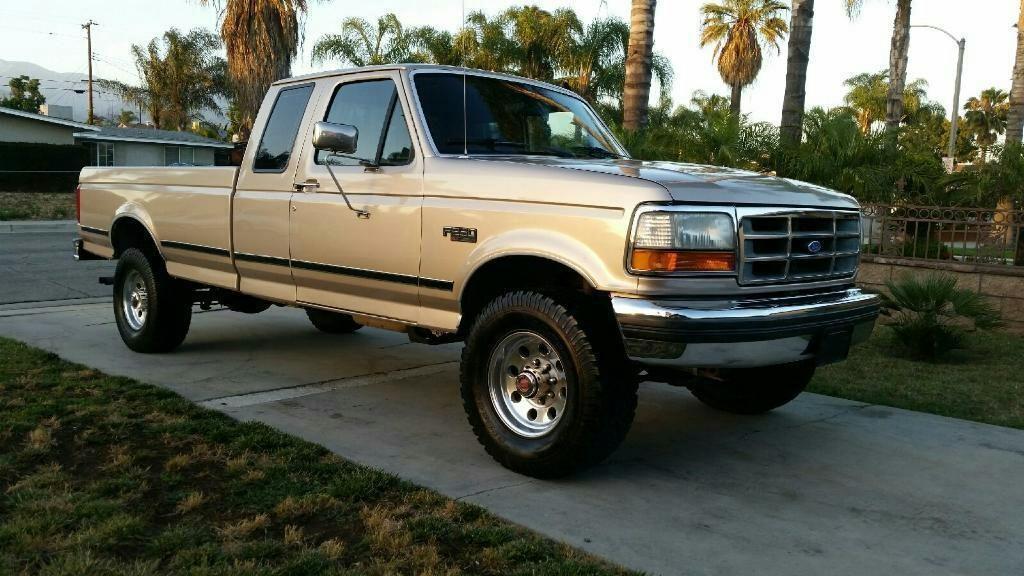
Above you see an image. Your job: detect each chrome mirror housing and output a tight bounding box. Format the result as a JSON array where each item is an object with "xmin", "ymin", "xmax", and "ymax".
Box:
[{"xmin": 312, "ymin": 121, "xmax": 358, "ymax": 154}]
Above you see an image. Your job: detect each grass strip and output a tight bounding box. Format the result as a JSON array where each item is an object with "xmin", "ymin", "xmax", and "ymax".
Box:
[
  {"xmin": 0, "ymin": 337, "xmax": 630, "ymax": 576},
  {"xmin": 0, "ymin": 193, "xmax": 75, "ymax": 221},
  {"xmin": 811, "ymin": 326, "xmax": 1024, "ymax": 430}
]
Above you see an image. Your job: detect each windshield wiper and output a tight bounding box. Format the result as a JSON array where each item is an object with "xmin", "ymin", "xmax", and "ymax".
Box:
[
  {"xmin": 445, "ymin": 138, "xmax": 526, "ymax": 151},
  {"xmin": 571, "ymin": 146, "xmax": 628, "ymax": 159}
]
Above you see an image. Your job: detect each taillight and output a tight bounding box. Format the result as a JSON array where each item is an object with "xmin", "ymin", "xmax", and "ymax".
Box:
[{"xmin": 75, "ymin": 185, "xmax": 81, "ymax": 223}]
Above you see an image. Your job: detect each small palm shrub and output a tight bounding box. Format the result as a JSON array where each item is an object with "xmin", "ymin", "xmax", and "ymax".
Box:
[{"xmin": 884, "ymin": 274, "xmax": 1002, "ymax": 360}]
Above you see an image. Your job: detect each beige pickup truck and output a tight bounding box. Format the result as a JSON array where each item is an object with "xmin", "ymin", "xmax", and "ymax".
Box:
[{"xmin": 76, "ymin": 64, "xmax": 880, "ymax": 477}]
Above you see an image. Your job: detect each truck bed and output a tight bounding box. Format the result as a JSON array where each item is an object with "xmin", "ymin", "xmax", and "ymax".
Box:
[{"xmin": 78, "ymin": 166, "xmax": 240, "ymax": 289}]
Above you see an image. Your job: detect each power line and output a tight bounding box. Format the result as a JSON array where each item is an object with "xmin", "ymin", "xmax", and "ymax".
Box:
[
  {"xmin": 0, "ymin": 74, "xmax": 87, "ymax": 86},
  {"xmin": 0, "ymin": 24, "xmax": 84, "ymax": 39}
]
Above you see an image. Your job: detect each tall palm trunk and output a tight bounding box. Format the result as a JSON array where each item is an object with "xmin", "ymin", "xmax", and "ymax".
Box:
[
  {"xmin": 730, "ymin": 82, "xmax": 742, "ymax": 119},
  {"xmin": 780, "ymin": 0, "xmax": 814, "ymax": 147},
  {"xmin": 885, "ymin": 0, "xmax": 912, "ymax": 131},
  {"xmin": 623, "ymin": 0, "xmax": 656, "ymax": 132},
  {"xmin": 1007, "ymin": 0, "xmax": 1024, "ymax": 143}
]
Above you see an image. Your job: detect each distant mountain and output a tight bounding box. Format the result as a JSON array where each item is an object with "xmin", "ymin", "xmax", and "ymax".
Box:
[{"xmin": 0, "ymin": 59, "xmax": 225, "ymax": 125}]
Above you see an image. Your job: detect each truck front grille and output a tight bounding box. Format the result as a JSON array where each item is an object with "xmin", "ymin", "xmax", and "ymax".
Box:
[{"xmin": 737, "ymin": 208, "xmax": 861, "ymax": 285}]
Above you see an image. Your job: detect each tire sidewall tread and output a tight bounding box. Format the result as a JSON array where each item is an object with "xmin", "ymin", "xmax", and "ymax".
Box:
[{"xmin": 460, "ymin": 290, "xmax": 636, "ymax": 478}]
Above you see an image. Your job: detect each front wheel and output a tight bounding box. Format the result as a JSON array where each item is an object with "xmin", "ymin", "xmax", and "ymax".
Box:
[
  {"xmin": 113, "ymin": 248, "xmax": 192, "ymax": 353},
  {"xmin": 687, "ymin": 361, "xmax": 815, "ymax": 415},
  {"xmin": 460, "ymin": 291, "xmax": 637, "ymax": 478}
]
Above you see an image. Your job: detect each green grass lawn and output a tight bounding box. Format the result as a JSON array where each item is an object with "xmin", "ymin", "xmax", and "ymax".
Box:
[
  {"xmin": 0, "ymin": 193, "xmax": 75, "ymax": 221},
  {"xmin": 0, "ymin": 337, "xmax": 630, "ymax": 576},
  {"xmin": 811, "ymin": 326, "xmax": 1024, "ymax": 430},
  {"xmin": 948, "ymin": 245, "xmax": 1015, "ymax": 262}
]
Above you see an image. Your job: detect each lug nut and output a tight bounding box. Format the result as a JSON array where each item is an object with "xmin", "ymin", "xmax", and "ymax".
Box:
[{"xmin": 548, "ymin": 377, "xmax": 557, "ymax": 385}]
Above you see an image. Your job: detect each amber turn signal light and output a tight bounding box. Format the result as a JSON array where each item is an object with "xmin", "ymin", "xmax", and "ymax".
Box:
[{"xmin": 631, "ymin": 249, "xmax": 736, "ymax": 272}]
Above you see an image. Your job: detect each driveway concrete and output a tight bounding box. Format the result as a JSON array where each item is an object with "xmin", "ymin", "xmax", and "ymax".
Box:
[{"xmin": 1, "ymin": 236, "xmax": 1022, "ymax": 575}]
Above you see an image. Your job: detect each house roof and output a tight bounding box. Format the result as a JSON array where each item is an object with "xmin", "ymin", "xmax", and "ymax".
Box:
[
  {"xmin": 0, "ymin": 106, "xmax": 100, "ymax": 131},
  {"xmin": 74, "ymin": 126, "xmax": 233, "ymax": 149}
]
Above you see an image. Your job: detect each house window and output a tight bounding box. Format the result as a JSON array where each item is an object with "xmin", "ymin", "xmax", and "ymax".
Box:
[
  {"xmin": 95, "ymin": 142, "xmax": 114, "ymax": 166},
  {"xmin": 164, "ymin": 146, "xmax": 195, "ymax": 166}
]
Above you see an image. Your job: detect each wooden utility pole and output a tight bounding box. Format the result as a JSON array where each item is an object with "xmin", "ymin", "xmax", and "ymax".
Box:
[{"xmin": 82, "ymin": 20, "xmax": 98, "ymax": 125}]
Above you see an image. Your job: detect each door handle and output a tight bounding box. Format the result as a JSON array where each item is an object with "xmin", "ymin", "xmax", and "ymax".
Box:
[{"xmin": 293, "ymin": 179, "xmax": 319, "ymax": 192}]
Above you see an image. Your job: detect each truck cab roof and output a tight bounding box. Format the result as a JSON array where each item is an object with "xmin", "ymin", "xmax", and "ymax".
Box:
[{"xmin": 274, "ymin": 64, "xmax": 574, "ymax": 96}]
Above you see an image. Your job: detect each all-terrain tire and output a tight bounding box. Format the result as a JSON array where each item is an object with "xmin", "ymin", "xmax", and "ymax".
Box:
[
  {"xmin": 113, "ymin": 247, "xmax": 192, "ymax": 353},
  {"xmin": 688, "ymin": 361, "xmax": 816, "ymax": 415},
  {"xmin": 460, "ymin": 291, "xmax": 637, "ymax": 478},
  {"xmin": 305, "ymin": 308, "xmax": 362, "ymax": 334}
]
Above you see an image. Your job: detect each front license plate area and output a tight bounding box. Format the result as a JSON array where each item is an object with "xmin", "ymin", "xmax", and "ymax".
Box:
[{"xmin": 814, "ymin": 327, "xmax": 854, "ymax": 366}]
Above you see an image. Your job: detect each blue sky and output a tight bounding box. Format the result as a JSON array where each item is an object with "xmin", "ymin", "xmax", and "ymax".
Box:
[{"xmin": 0, "ymin": 1, "xmax": 1016, "ymax": 124}]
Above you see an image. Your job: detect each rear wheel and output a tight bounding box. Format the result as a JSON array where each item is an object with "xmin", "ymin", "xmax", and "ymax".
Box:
[
  {"xmin": 688, "ymin": 361, "xmax": 815, "ymax": 415},
  {"xmin": 113, "ymin": 248, "xmax": 192, "ymax": 353},
  {"xmin": 305, "ymin": 308, "xmax": 362, "ymax": 334},
  {"xmin": 460, "ymin": 291, "xmax": 636, "ymax": 478}
]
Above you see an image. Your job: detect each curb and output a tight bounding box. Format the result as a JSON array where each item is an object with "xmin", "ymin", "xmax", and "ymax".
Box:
[{"xmin": 0, "ymin": 220, "xmax": 77, "ymax": 234}]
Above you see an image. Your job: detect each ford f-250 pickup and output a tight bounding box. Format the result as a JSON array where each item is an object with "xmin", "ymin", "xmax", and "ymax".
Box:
[{"xmin": 75, "ymin": 64, "xmax": 880, "ymax": 477}]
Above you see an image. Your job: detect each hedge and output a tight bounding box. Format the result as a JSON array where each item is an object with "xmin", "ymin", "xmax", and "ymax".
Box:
[{"xmin": 0, "ymin": 142, "xmax": 89, "ymax": 193}]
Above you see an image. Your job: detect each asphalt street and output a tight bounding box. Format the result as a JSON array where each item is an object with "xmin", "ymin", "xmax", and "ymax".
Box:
[{"xmin": 1, "ymin": 223, "xmax": 1022, "ymax": 576}]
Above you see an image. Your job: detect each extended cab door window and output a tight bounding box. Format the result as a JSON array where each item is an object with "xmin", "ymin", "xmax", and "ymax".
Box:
[
  {"xmin": 253, "ymin": 84, "xmax": 314, "ymax": 172},
  {"xmin": 316, "ymin": 79, "xmax": 413, "ymax": 167}
]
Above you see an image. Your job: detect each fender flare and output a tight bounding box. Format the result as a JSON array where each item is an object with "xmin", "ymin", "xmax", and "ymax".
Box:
[{"xmin": 109, "ymin": 206, "xmax": 163, "ymax": 259}]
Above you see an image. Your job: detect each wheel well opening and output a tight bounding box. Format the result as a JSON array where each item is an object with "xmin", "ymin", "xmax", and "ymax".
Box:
[
  {"xmin": 110, "ymin": 218, "xmax": 159, "ymax": 259},
  {"xmin": 458, "ymin": 256, "xmax": 599, "ymax": 335}
]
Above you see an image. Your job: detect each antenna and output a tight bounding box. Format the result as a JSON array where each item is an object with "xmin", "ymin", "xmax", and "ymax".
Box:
[{"xmin": 461, "ymin": 0, "xmax": 468, "ymax": 157}]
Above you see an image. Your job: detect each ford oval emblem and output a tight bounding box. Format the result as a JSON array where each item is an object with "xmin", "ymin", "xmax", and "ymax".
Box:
[{"xmin": 807, "ymin": 240, "xmax": 823, "ymax": 254}]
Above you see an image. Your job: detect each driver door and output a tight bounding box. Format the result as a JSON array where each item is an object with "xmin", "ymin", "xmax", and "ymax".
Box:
[{"xmin": 289, "ymin": 72, "xmax": 423, "ymax": 323}]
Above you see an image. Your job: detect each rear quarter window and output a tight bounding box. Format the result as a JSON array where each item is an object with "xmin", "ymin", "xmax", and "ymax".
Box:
[{"xmin": 253, "ymin": 84, "xmax": 314, "ymax": 172}]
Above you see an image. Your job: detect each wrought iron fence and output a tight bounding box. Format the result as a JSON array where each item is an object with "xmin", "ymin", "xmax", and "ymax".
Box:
[{"xmin": 861, "ymin": 204, "xmax": 1024, "ymax": 266}]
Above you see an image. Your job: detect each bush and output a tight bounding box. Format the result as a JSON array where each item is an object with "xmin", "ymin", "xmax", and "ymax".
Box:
[
  {"xmin": 0, "ymin": 142, "xmax": 89, "ymax": 192},
  {"xmin": 884, "ymin": 273, "xmax": 1001, "ymax": 360}
]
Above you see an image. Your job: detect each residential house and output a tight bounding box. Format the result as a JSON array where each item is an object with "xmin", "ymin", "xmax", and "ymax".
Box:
[
  {"xmin": 0, "ymin": 106, "xmax": 98, "ymax": 144},
  {"xmin": 74, "ymin": 127, "xmax": 233, "ymax": 167}
]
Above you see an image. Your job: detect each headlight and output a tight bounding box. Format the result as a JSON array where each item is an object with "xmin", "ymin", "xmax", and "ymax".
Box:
[{"xmin": 630, "ymin": 211, "xmax": 736, "ymax": 273}]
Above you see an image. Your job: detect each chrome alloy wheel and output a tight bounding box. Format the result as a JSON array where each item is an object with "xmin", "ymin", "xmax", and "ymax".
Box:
[
  {"xmin": 488, "ymin": 330, "xmax": 569, "ymax": 438},
  {"xmin": 121, "ymin": 269, "xmax": 149, "ymax": 331}
]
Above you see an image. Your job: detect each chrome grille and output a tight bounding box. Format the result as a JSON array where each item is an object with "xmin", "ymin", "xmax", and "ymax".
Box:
[{"xmin": 737, "ymin": 208, "xmax": 861, "ymax": 285}]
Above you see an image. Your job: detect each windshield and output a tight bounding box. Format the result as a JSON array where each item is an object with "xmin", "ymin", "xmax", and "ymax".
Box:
[{"xmin": 413, "ymin": 73, "xmax": 626, "ymax": 159}]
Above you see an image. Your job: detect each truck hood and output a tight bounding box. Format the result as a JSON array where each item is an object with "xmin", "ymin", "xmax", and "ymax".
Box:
[{"xmin": 476, "ymin": 156, "xmax": 859, "ymax": 209}]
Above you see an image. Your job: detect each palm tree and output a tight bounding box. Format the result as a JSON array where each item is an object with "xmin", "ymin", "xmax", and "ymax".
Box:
[
  {"xmin": 885, "ymin": 0, "xmax": 913, "ymax": 131},
  {"xmin": 699, "ymin": 0, "xmax": 789, "ymax": 119},
  {"xmin": 454, "ymin": 11, "xmax": 516, "ymax": 73},
  {"xmin": 409, "ymin": 27, "xmax": 462, "ymax": 66},
  {"xmin": 623, "ymin": 0, "xmax": 657, "ymax": 132},
  {"xmin": 691, "ymin": 90, "xmax": 732, "ymax": 116},
  {"xmin": 199, "ymin": 0, "xmax": 307, "ymax": 140},
  {"xmin": 780, "ymin": 0, "xmax": 813, "ymax": 146},
  {"xmin": 312, "ymin": 14, "xmax": 424, "ymax": 67},
  {"xmin": 500, "ymin": 6, "xmax": 581, "ymax": 81},
  {"xmin": 559, "ymin": 17, "xmax": 673, "ymax": 106},
  {"xmin": 844, "ymin": 0, "xmax": 913, "ymax": 132},
  {"xmin": 964, "ymin": 88, "xmax": 1010, "ymax": 162},
  {"xmin": 1007, "ymin": 0, "xmax": 1024, "ymax": 143},
  {"xmin": 844, "ymin": 70, "xmax": 926, "ymax": 134},
  {"xmin": 99, "ymin": 28, "xmax": 225, "ymax": 131}
]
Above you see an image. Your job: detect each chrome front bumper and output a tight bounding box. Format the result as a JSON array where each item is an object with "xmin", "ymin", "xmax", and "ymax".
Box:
[{"xmin": 613, "ymin": 288, "xmax": 880, "ymax": 369}]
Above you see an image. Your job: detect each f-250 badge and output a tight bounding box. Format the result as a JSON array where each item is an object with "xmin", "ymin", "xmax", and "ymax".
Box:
[{"xmin": 443, "ymin": 227, "xmax": 478, "ymax": 243}]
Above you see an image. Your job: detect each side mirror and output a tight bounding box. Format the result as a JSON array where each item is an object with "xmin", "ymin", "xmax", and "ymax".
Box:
[{"xmin": 312, "ymin": 121, "xmax": 358, "ymax": 154}]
